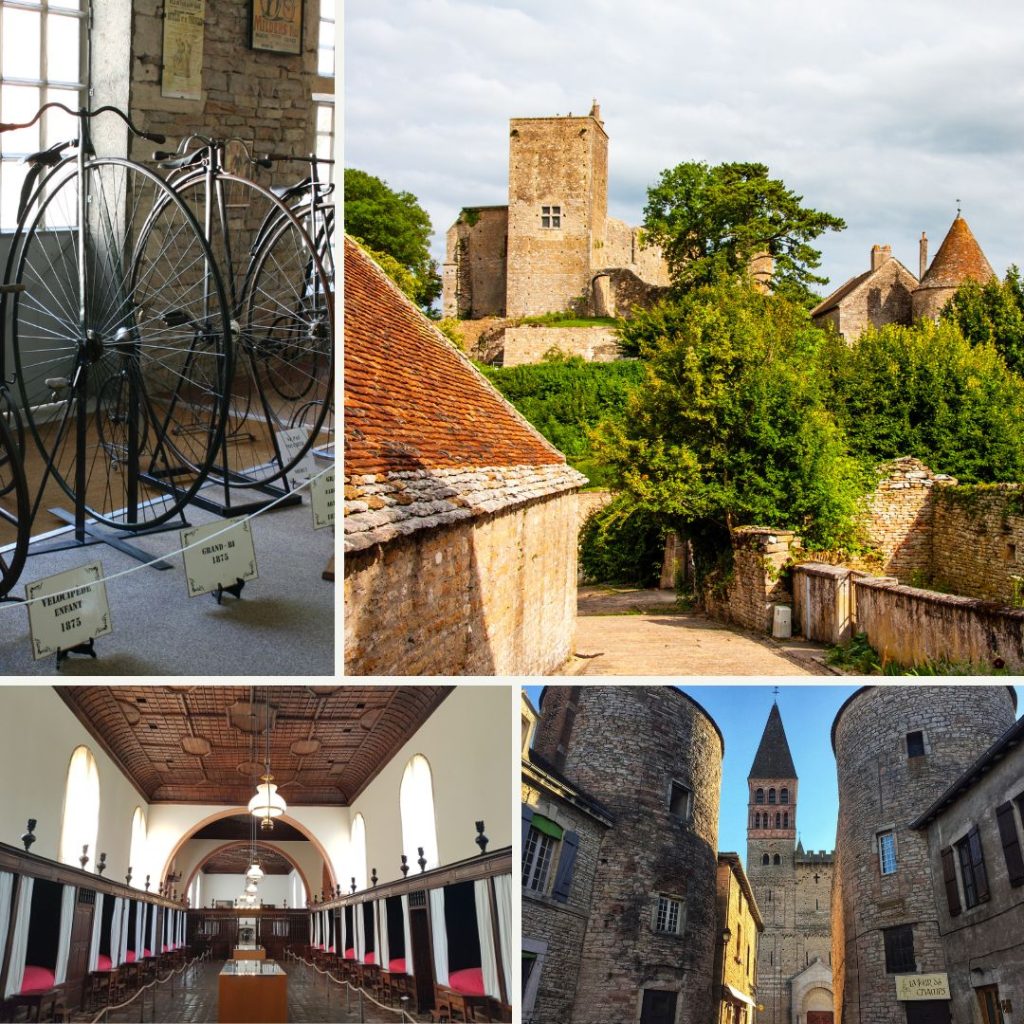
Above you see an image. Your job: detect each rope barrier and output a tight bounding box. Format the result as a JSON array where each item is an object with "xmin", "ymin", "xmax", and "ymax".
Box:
[
  {"xmin": 85, "ymin": 950, "xmax": 208, "ymax": 1024},
  {"xmin": 288, "ymin": 951, "xmax": 416, "ymax": 1023}
]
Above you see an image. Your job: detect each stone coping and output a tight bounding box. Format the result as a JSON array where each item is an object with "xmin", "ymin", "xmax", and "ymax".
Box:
[{"xmin": 853, "ymin": 576, "xmax": 1024, "ymax": 618}]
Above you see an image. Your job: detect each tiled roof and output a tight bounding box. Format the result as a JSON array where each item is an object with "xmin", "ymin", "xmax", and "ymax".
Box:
[
  {"xmin": 918, "ymin": 215, "xmax": 995, "ymax": 290},
  {"xmin": 344, "ymin": 237, "xmax": 585, "ymax": 551},
  {"xmin": 748, "ymin": 703, "xmax": 797, "ymax": 779}
]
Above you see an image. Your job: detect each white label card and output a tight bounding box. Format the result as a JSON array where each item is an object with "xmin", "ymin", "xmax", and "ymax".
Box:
[
  {"xmin": 26, "ymin": 562, "xmax": 112, "ymax": 660},
  {"xmin": 181, "ymin": 518, "xmax": 258, "ymax": 598},
  {"xmin": 276, "ymin": 427, "xmax": 316, "ymax": 484},
  {"xmin": 311, "ymin": 467, "xmax": 335, "ymax": 530}
]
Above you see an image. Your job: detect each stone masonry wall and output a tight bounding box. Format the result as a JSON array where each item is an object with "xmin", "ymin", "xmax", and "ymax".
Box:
[
  {"xmin": 540, "ymin": 687, "xmax": 723, "ymax": 1024},
  {"xmin": 501, "ymin": 327, "xmax": 621, "ymax": 367},
  {"xmin": 344, "ymin": 492, "xmax": 578, "ymax": 675},
  {"xmin": 703, "ymin": 528, "xmax": 798, "ymax": 634},
  {"xmin": 831, "ymin": 686, "xmax": 1016, "ymax": 1024},
  {"xmin": 836, "ymin": 258, "xmax": 915, "ymax": 340},
  {"xmin": 715, "ymin": 860, "xmax": 760, "ymax": 1001},
  {"xmin": 443, "ymin": 207, "xmax": 509, "ymax": 319}
]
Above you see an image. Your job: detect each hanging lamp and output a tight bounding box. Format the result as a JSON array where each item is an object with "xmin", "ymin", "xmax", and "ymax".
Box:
[{"xmin": 249, "ymin": 687, "xmax": 287, "ymax": 825}]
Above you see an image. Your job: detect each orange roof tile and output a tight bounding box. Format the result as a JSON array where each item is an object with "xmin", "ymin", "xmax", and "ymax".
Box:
[{"xmin": 918, "ymin": 215, "xmax": 995, "ymax": 291}]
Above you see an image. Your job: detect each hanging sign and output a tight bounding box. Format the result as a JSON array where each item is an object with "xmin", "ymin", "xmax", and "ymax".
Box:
[
  {"xmin": 25, "ymin": 562, "xmax": 112, "ymax": 659},
  {"xmin": 181, "ymin": 518, "xmax": 259, "ymax": 597},
  {"xmin": 896, "ymin": 974, "xmax": 950, "ymax": 1000},
  {"xmin": 162, "ymin": 0, "xmax": 206, "ymax": 100},
  {"xmin": 276, "ymin": 427, "xmax": 316, "ymax": 485},
  {"xmin": 311, "ymin": 467, "xmax": 334, "ymax": 529}
]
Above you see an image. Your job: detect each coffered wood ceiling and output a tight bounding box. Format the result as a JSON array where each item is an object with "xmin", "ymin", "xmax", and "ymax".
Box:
[
  {"xmin": 201, "ymin": 842, "xmax": 293, "ymax": 875},
  {"xmin": 55, "ymin": 686, "xmax": 452, "ymax": 805}
]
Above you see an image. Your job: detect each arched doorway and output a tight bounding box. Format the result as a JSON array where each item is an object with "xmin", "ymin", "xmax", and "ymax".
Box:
[{"xmin": 181, "ymin": 841, "xmax": 314, "ymax": 903}]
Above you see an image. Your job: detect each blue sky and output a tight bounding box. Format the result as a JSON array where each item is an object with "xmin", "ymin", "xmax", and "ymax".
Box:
[{"xmin": 523, "ymin": 684, "xmax": 1024, "ymax": 870}]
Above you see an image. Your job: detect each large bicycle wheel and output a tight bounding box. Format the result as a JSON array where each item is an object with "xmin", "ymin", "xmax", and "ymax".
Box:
[
  {"xmin": 0, "ymin": 405, "xmax": 29, "ymax": 599},
  {"xmin": 8, "ymin": 157, "xmax": 232, "ymax": 529},
  {"xmin": 156, "ymin": 168, "xmax": 333, "ymax": 488}
]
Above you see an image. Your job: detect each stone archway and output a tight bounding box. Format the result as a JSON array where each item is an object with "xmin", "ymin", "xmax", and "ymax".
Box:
[
  {"xmin": 181, "ymin": 841, "xmax": 314, "ymax": 902},
  {"xmin": 791, "ymin": 958, "xmax": 833, "ymax": 1024}
]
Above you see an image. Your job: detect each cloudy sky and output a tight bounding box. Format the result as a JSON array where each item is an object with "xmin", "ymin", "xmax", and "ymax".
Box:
[{"xmin": 344, "ymin": 0, "xmax": 1024, "ymax": 297}]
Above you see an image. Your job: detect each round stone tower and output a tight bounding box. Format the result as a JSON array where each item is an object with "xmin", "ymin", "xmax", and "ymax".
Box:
[
  {"xmin": 535, "ymin": 686, "xmax": 724, "ymax": 1024},
  {"xmin": 912, "ymin": 214, "xmax": 995, "ymax": 320},
  {"xmin": 831, "ymin": 686, "xmax": 1016, "ymax": 1023}
]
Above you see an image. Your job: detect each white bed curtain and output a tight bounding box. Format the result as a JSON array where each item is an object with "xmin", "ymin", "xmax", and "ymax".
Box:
[
  {"xmin": 339, "ymin": 906, "xmax": 346, "ymax": 954},
  {"xmin": 148, "ymin": 902, "xmax": 157, "ymax": 956},
  {"xmin": 401, "ymin": 895, "xmax": 414, "ymax": 975},
  {"xmin": 89, "ymin": 892, "xmax": 104, "ymax": 972},
  {"xmin": 474, "ymin": 880, "xmax": 501, "ymax": 999},
  {"xmin": 322, "ymin": 910, "xmax": 329, "ymax": 949},
  {"xmin": 493, "ymin": 875, "xmax": 512, "ymax": 1000},
  {"xmin": 355, "ymin": 903, "xmax": 365, "ymax": 961},
  {"xmin": 377, "ymin": 900, "xmax": 389, "ymax": 971},
  {"xmin": 54, "ymin": 885, "xmax": 76, "ymax": 984},
  {"xmin": 119, "ymin": 901, "xmax": 130, "ymax": 964},
  {"xmin": 178, "ymin": 910, "xmax": 185, "ymax": 949},
  {"xmin": 428, "ymin": 888, "xmax": 448, "ymax": 988},
  {"xmin": 110, "ymin": 897, "xmax": 125, "ymax": 968},
  {"xmin": 4, "ymin": 875, "xmax": 35, "ymax": 998},
  {"xmin": 135, "ymin": 901, "xmax": 144, "ymax": 958},
  {"xmin": 0, "ymin": 872, "xmax": 14, "ymax": 981}
]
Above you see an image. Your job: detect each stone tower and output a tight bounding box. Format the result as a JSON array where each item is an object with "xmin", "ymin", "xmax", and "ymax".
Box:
[
  {"xmin": 505, "ymin": 103, "xmax": 609, "ymax": 318},
  {"xmin": 831, "ymin": 686, "xmax": 1016, "ymax": 1024},
  {"xmin": 535, "ymin": 686, "xmax": 723, "ymax": 1024},
  {"xmin": 911, "ymin": 214, "xmax": 995, "ymax": 320},
  {"xmin": 747, "ymin": 702, "xmax": 833, "ymax": 1024}
]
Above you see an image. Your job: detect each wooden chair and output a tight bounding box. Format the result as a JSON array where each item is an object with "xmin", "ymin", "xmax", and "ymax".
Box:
[
  {"xmin": 1, "ymin": 988, "xmax": 69, "ymax": 1023},
  {"xmin": 431, "ymin": 984, "xmax": 468, "ymax": 1023}
]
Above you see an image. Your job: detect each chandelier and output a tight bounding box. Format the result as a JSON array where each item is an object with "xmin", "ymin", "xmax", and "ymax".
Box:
[{"xmin": 248, "ymin": 687, "xmax": 287, "ymax": 828}]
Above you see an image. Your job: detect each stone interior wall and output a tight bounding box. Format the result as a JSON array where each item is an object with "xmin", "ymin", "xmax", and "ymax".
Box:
[
  {"xmin": 442, "ymin": 207, "xmax": 509, "ymax": 319},
  {"xmin": 521, "ymin": 776, "xmax": 606, "ymax": 1024},
  {"xmin": 506, "ymin": 116, "xmax": 606, "ymax": 318},
  {"xmin": 344, "ymin": 492, "xmax": 578, "ymax": 675},
  {"xmin": 501, "ymin": 326, "xmax": 621, "ymax": 367},
  {"xmin": 853, "ymin": 577, "xmax": 1024, "ymax": 671},
  {"xmin": 703, "ymin": 528, "xmax": 797, "ymax": 634},
  {"xmin": 831, "ymin": 687, "xmax": 1016, "ymax": 1023}
]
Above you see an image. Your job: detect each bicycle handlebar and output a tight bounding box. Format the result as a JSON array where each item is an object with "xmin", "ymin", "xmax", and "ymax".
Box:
[
  {"xmin": 0, "ymin": 102, "xmax": 165, "ymax": 144},
  {"xmin": 260, "ymin": 152, "xmax": 335, "ymax": 165}
]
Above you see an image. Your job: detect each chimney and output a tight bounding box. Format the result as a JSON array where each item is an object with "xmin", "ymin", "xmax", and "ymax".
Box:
[
  {"xmin": 919, "ymin": 232, "xmax": 928, "ymax": 279},
  {"xmin": 870, "ymin": 244, "xmax": 892, "ymax": 271},
  {"xmin": 589, "ymin": 99, "xmax": 602, "ymax": 124}
]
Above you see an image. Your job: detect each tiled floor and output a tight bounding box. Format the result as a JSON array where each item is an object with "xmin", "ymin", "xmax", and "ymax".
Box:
[{"xmin": 68, "ymin": 958, "xmax": 413, "ymax": 1024}]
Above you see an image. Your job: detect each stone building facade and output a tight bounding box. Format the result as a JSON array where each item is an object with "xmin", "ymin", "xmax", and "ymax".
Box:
[
  {"xmin": 344, "ymin": 238, "xmax": 585, "ymax": 674},
  {"xmin": 830, "ymin": 686, "xmax": 1017, "ymax": 1024},
  {"xmin": 715, "ymin": 853, "xmax": 764, "ymax": 1024},
  {"xmin": 811, "ymin": 216, "xmax": 995, "ymax": 340},
  {"xmin": 746, "ymin": 704, "xmax": 834, "ymax": 1024},
  {"xmin": 526, "ymin": 686, "xmax": 725, "ymax": 1024},
  {"xmin": 443, "ymin": 103, "xmax": 669, "ymax": 321},
  {"xmin": 910, "ymin": 716, "xmax": 1024, "ymax": 1024}
]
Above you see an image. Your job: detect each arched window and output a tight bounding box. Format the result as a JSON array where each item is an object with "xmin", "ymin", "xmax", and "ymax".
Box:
[
  {"xmin": 59, "ymin": 745, "xmax": 100, "ymax": 868},
  {"xmin": 773, "ymin": 854, "xmax": 781, "ymax": 865},
  {"xmin": 775, "ymin": 812, "xmax": 781, "ymax": 828},
  {"xmin": 780, "ymin": 787, "xmax": 789, "ymax": 804},
  {"xmin": 399, "ymin": 754, "xmax": 439, "ymax": 872},
  {"xmin": 762, "ymin": 854, "xmax": 770, "ymax": 865},
  {"xmin": 783, "ymin": 812, "xmax": 789, "ymax": 828},
  {"xmin": 768, "ymin": 788, "xmax": 776, "ymax": 804},
  {"xmin": 129, "ymin": 807, "xmax": 146, "ymax": 889},
  {"xmin": 350, "ymin": 813, "xmax": 367, "ymax": 890},
  {"xmin": 755, "ymin": 788, "xmax": 765, "ymax": 804}
]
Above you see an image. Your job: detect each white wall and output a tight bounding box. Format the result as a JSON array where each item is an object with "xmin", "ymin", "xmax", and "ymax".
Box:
[
  {"xmin": 173, "ymin": 838, "xmax": 325, "ymax": 901},
  {"xmin": 198, "ymin": 872, "xmax": 293, "ymax": 907}
]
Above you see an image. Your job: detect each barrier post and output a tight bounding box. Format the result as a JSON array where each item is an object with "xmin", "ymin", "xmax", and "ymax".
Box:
[{"xmin": 359, "ymin": 988, "xmax": 364, "ymax": 1022}]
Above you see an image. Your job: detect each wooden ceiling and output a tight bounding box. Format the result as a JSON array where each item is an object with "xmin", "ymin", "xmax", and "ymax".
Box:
[
  {"xmin": 55, "ymin": 686, "xmax": 452, "ymax": 805},
  {"xmin": 192, "ymin": 815, "xmax": 307, "ymax": 842},
  {"xmin": 201, "ymin": 843, "xmax": 293, "ymax": 875}
]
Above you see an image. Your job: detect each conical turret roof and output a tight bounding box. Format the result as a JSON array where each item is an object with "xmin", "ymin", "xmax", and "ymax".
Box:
[
  {"xmin": 748, "ymin": 704, "xmax": 797, "ymax": 779},
  {"xmin": 918, "ymin": 215, "xmax": 995, "ymax": 291}
]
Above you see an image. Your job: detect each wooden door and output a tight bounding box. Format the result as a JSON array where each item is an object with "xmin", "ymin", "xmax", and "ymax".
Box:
[
  {"xmin": 977, "ymin": 986, "xmax": 1005, "ymax": 1024},
  {"xmin": 409, "ymin": 895, "xmax": 435, "ymax": 1013},
  {"xmin": 807, "ymin": 1013, "xmax": 834, "ymax": 1024},
  {"xmin": 68, "ymin": 890, "xmax": 95, "ymax": 1009},
  {"xmin": 640, "ymin": 989, "xmax": 677, "ymax": 1024}
]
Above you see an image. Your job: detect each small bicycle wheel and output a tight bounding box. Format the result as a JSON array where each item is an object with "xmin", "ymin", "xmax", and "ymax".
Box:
[
  {"xmin": 95, "ymin": 370, "xmax": 150, "ymax": 465},
  {"xmin": 8, "ymin": 157, "xmax": 232, "ymax": 530},
  {"xmin": 161, "ymin": 168, "xmax": 333, "ymax": 488},
  {"xmin": 0, "ymin": 405, "xmax": 29, "ymax": 599}
]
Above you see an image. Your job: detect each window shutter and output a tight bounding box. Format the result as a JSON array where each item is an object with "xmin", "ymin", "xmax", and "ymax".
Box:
[
  {"xmin": 550, "ymin": 831, "xmax": 579, "ymax": 904},
  {"xmin": 941, "ymin": 847, "xmax": 961, "ymax": 917},
  {"xmin": 996, "ymin": 801, "xmax": 1024, "ymax": 886},
  {"xmin": 969, "ymin": 826, "xmax": 990, "ymax": 902},
  {"xmin": 521, "ymin": 805, "xmax": 535, "ymax": 857}
]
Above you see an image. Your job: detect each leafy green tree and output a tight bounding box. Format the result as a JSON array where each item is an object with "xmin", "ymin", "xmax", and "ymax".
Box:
[
  {"xmin": 820, "ymin": 319, "xmax": 1024, "ymax": 484},
  {"xmin": 344, "ymin": 169, "xmax": 441, "ymax": 308},
  {"xmin": 642, "ymin": 161, "xmax": 845, "ymax": 306},
  {"xmin": 941, "ymin": 267, "xmax": 1024, "ymax": 376},
  {"xmin": 598, "ymin": 281, "xmax": 868, "ymax": 575}
]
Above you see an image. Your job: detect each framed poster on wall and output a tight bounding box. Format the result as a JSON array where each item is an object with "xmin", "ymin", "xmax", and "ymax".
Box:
[{"xmin": 250, "ymin": 0, "xmax": 303, "ymax": 55}]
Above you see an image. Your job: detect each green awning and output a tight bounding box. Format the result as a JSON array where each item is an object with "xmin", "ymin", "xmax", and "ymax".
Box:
[
  {"xmin": 522, "ymin": 951, "xmax": 537, "ymax": 961},
  {"xmin": 531, "ymin": 814, "xmax": 564, "ymax": 840}
]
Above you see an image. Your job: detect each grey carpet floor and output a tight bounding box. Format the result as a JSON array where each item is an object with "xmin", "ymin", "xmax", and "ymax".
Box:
[{"xmin": 0, "ymin": 487, "xmax": 334, "ymax": 676}]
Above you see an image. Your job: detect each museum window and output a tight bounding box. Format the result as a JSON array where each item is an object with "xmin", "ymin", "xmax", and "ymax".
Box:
[
  {"xmin": 58, "ymin": 744, "xmax": 100, "ymax": 867},
  {"xmin": 668, "ymin": 780, "xmax": 692, "ymax": 821},
  {"xmin": 128, "ymin": 806, "xmax": 146, "ymax": 890},
  {"xmin": 755, "ymin": 788, "xmax": 765, "ymax": 804},
  {"xmin": 0, "ymin": 0, "xmax": 87, "ymax": 230},
  {"xmin": 653, "ymin": 894, "xmax": 683, "ymax": 935},
  {"xmin": 877, "ymin": 829, "xmax": 897, "ymax": 875},
  {"xmin": 882, "ymin": 924, "xmax": 915, "ymax": 973},
  {"xmin": 540, "ymin": 204, "xmax": 561, "ymax": 228},
  {"xmin": 522, "ymin": 825, "xmax": 556, "ymax": 893},
  {"xmin": 995, "ymin": 798, "xmax": 1024, "ymax": 887},
  {"xmin": 350, "ymin": 812, "xmax": 367, "ymax": 890},
  {"xmin": 780, "ymin": 787, "xmax": 789, "ymax": 804},
  {"xmin": 956, "ymin": 825, "xmax": 990, "ymax": 908},
  {"xmin": 400, "ymin": 753, "xmax": 438, "ymax": 872},
  {"xmin": 906, "ymin": 730, "xmax": 926, "ymax": 757},
  {"xmin": 768, "ymin": 788, "xmax": 776, "ymax": 804}
]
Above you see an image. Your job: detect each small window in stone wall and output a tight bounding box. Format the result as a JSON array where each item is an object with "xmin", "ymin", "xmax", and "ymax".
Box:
[
  {"xmin": 755, "ymin": 788, "xmax": 765, "ymax": 804},
  {"xmin": 882, "ymin": 924, "xmax": 915, "ymax": 973},
  {"xmin": 955, "ymin": 825, "xmax": 990, "ymax": 908},
  {"xmin": 780, "ymin": 788, "xmax": 789, "ymax": 804},
  {"xmin": 773, "ymin": 854, "xmax": 781, "ymax": 865},
  {"xmin": 762, "ymin": 854, "xmax": 770, "ymax": 865},
  {"xmin": 669, "ymin": 780, "xmax": 692, "ymax": 820},
  {"xmin": 541, "ymin": 205, "xmax": 561, "ymax": 228},
  {"xmin": 653, "ymin": 894, "xmax": 683, "ymax": 935},
  {"xmin": 878, "ymin": 830, "xmax": 898, "ymax": 875},
  {"xmin": 1006, "ymin": 542, "xmax": 1017, "ymax": 562},
  {"xmin": 768, "ymin": 788, "xmax": 777, "ymax": 804},
  {"xmin": 906, "ymin": 730, "xmax": 926, "ymax": 757}
]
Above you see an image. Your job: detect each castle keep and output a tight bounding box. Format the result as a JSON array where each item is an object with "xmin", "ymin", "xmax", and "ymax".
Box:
[{"xmin": 443, "ymin": 103, "xmax": 669, "ymax": 321}]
